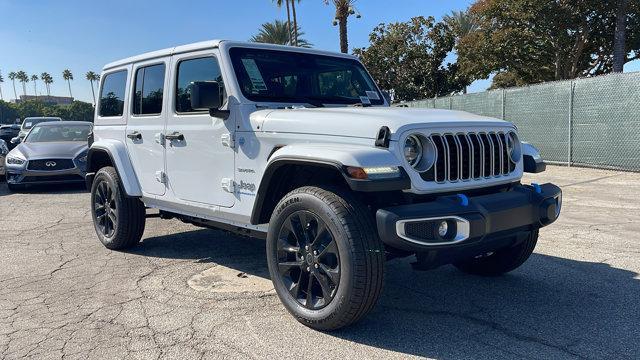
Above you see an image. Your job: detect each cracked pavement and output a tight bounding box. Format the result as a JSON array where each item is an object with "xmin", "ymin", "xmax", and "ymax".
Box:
[{"xmin": 0, "ymin": 166, "xmax": 639, "ymax": 359}]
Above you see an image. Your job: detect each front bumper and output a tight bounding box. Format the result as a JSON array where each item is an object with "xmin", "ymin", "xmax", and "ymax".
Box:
[
  {"xmin": 376, "ymin": 183, "xmax": 561, "ymax": 253},
  {"xmin": 6, "ymin": 165, "xmax": 86, "ymax": 185}
]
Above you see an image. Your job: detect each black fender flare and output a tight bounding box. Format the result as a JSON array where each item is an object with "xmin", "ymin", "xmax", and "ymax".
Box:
[{"xmin": 249, "ymin": 157, "xmax": 410, "ymax": 225}]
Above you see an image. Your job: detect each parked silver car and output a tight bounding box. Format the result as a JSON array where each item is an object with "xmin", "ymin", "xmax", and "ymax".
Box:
[
  {"xmin": 5, "ymin": 121, "xmax": 92, "ymax": 191},
  {"xmin": 14, "ymin": 116, "xmax": 62, "ymax": 143},
  {"xmin": 0, "ymin": 139, "xmax": 8, "ymax": 176}
]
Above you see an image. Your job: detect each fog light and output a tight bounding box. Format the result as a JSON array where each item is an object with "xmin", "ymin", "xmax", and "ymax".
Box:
[{"xmin": 438, "ymin": 221, "xmax": 448, "ymax": 237}]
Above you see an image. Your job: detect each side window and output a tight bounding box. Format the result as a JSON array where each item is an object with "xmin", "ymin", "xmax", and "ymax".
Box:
[
  {"xmin": 132, "ymin": 63, "xmax": 165, "ymax": 115},
  {"xmin": 99, "ymin": 70, "xmax": 127, "ymax": 117},
  {"xmin": 176, "ymin": 57, "xmax": 225, "ymax": 113}
]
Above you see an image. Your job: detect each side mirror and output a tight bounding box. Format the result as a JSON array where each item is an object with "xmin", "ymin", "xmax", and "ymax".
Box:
[
  {"xmin": 190, "ymin": 81, "xmax": 222, "ymax": 110},
  {"xmin": 381, "ymin": 90, "xmax": 392, "ymax": 105},
  {"xmin": 189, "ymin": 81, "xmax": 229, "ymax": 119},
  {"xmin": 10, "ymin": 137, "xmax": 21, "ymax": 145}
]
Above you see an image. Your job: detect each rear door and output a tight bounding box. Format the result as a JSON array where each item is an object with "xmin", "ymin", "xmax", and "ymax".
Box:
[
  {"xmin": 165, "ymin": 50, "xmax": 235, "ymax": 207},
  {"xmin": 125, "ymin": 59, "xmax": 168, "ymax": 196}
]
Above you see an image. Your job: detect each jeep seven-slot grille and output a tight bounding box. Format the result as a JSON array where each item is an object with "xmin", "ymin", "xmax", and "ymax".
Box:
[{"xmin": 420, "ymin": 132, "xmax": 516, "ymax": 183}]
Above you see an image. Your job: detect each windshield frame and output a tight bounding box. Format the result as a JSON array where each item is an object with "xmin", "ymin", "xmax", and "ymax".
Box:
[
  {"xmin": 24, "ymin": 123, "xmax": 92, "ymax": 143},
  {"xmin": 228, "ymin": 47, "xmax": 385, "ymax": 106}
]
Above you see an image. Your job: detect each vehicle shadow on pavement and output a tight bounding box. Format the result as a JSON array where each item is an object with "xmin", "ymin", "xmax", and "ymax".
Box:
[
  {"xmin": 128, "ymin": 228, "xmax": 270, "ymax": 278},
  {"xmin": 131, "ymin": 229, "xmax": 639, "ymax": 359}
]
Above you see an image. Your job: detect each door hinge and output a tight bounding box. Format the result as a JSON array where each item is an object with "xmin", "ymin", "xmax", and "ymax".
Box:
[
  {"xmin": 155, "ymin": 132, "xmax": 166, "ymax": 146},
  {"xmin": 221, "ymin": 133, "xmax": 234, "ymax": 148},
  {"xmin": 221, "ymin": 178, "xmax": 235, "ymax": 192},
  {"xmin": 155, "ymin": 171, "xmax": 167, "ymax": 184}
]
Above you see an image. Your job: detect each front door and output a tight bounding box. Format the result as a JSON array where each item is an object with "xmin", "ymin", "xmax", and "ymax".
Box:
[
  {"xmin": 125, "ymin": 60, "xmax": 168, "ymax": 196},
  {"xmin": 165, "ymin": 51, "xmax": 235, "ymax": 207}
]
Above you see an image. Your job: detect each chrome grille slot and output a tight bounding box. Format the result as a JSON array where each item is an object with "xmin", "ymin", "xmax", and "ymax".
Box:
[
  {"xmin": 444, "ymin": 135, "xmax": 458, "ymax": 181},
  {"xmin": 421, "ymin": 131, "xmax": 517, "ymax": 184}
]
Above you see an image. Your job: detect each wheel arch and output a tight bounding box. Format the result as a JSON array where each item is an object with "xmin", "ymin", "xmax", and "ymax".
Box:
[
  {"xmin": 86, "ymin": 140, "xmax": 142, "ymax": 197},
  {"xmin": 250, "ymin": 148, "xmax": 410, "ymax": 225}
]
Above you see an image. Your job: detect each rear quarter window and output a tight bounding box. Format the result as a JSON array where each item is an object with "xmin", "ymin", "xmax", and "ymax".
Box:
[{"xmin": 99, "ymin": 70, "xmax": 128, "ymax": 117}]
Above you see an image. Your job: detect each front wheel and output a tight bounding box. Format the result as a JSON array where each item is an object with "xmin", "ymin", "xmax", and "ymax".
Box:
[
  {"xmin": 454, "ymin": 230, "xmax": 539, "ymax": 276},
  {"xmin": 90, "ymin": 166, "xmax": 146, "ymax": 250},
  {"xmin": 266, "ymin": 186, "xmax": 384, "ymax": 331}
]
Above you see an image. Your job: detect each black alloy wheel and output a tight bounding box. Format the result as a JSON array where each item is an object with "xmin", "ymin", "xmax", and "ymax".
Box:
[
  {"xmin": 276, "ymin": 210, "xmax": 340, "ymax": 310},
  {"xmin": 90, "ymin": 166, "xmax": 145, "ymax": 250},
  {"xmin": 93, "ymin": 180, "xmax": 117, "ymax": 238}
]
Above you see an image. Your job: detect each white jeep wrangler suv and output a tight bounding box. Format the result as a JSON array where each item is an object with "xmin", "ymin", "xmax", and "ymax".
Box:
[{"xmin": 86, "ymin": 40, "xmax": 561, "ymax": 330}]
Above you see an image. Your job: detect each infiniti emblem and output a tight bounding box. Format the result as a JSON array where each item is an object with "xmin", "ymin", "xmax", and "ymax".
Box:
[{"xmin": 45, "ymin": 161, "xmax": 57, "ymax": 167}]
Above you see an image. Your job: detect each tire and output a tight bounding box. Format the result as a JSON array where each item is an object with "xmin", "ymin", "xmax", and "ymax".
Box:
[
  {"xmin": 454, "ymin": 230, "xmax": 539, "ymax": 276},
  {"xmin": 90, "ymin": 166, "xmax": 145, "ymax": 250},
  {"xmin": 266, "ymin": 186, "xmax": 384, "ymax": 331}
]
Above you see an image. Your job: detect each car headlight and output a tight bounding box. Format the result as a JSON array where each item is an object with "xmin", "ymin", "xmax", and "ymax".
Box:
[
  {"xmin": 6, "ymin": 156, "xmax": 26, "ymax": 165},
  {"xmin": 506, "ymin": 131, "xmax": 521, "ymax": 162},
  {"xmin": 404, "ymin": 135, "xmax": 422, "ymax": 166},
  {"xmin": 404, "ymin": 134, "xmax": 436, "ymax": 172}
]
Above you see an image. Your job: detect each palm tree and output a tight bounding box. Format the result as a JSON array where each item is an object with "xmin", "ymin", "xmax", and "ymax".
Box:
[
  {"xmin": 86, "ymin": 71, "xmax": 99, "ymax": 105},
  {"xmin": 290, "ymin": 0, "xmax": 301, "ymax": 47},
  {"xmin": 443, "ymin": 10, "xmax": 479, "ymax": 42},
  {"xmin": 613, "ymin": 0, "xmax": 629, "ymax": 72},
  {"xmin": 273, "ymin": 0, "xmax": 293, "ymax": 45},
  {"xmin": 250, "ymin": 20, "xmax": 312, "ymax": 47},
  {"xmin": 31, "ymin": 74, "xmax": 38, "ymax": 97},
  {"xmin": 62, "ymin": 69, "xmax": 73, "ymax": 98},
  {"xmin": 444, "ymin": 9, "xmax": 479, "ymax": 93},
  {"xmin": 8, "ymin": 72, "xmax": 18, "ymax": 100},
  {"xmin": 41, "ymin": 72, "xmax": 53, "ymax": 96},
  {"xmin": 324, "ymin": 0, "xmax": 361, "ymax": 53},
  {"xmin": 0, "ymin": 71, "xmax": 4, "ymax": 101},
  {"xmin": 16, "ymin": 71, "xmax": 29, "ymax": 97}
]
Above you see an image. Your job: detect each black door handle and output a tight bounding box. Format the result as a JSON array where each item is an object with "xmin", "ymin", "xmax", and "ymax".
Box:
[
  {"xmin": 165, "ymin": 132, "xmax": 185, "ymax": 141},
  {"xmin": 127, "ymin": 131, "xmax": 142, "ymax": 140}
]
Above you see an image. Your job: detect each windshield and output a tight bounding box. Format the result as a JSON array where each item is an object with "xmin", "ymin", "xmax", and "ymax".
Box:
[
  {"xmin": 25, "ymin": 124, "xmax": 91, "ymax": 143},
  {"xmin": 22, "ymin": 118, "xmax": 60, "ymax": 130},
  {"xmin": 229, "ymin": 47, "xmax": 384, "ymax": 106}
]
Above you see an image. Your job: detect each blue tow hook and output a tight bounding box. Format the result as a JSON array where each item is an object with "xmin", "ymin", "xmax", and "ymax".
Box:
[
  {"xmin": 456, "ymin": 194, "xmax": 469, "ymax": 207},
  {"xmin": 532, "ymin": 183, "xmax": 542, "ymax": 194}
]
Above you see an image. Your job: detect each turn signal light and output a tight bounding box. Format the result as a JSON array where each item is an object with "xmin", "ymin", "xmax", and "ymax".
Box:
[{"xmin": 345, "ymin": 166, "xmax": 400, "ymax": 180}]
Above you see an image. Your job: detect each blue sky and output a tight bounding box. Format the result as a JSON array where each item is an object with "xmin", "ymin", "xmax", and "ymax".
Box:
[{"xmin": 0, "ymin": 0, "xmax": 638, "ymax": 103}]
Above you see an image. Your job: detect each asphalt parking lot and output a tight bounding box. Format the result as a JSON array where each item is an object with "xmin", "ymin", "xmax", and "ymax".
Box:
[{"xmin": 0, "ymin": 166, "xmax": 638, "ymax": 359}]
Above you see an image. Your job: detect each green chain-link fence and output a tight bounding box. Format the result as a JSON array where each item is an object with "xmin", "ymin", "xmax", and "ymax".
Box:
[{"xmin": 405, "ymin": 72, "xmax": 640, "ymax": 172}]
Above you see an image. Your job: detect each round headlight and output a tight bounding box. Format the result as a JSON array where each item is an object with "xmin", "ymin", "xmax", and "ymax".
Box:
[
  {"xmin": 404, "ymin": 134, "xmax": 437, "ymax": 172},
  {"xmin": 404, "ymin": 135, "xmax": 422, "ymax": 166},
  {"xmin": 506, "ymin": 132, "xmax": 521, "ymax": 162}
]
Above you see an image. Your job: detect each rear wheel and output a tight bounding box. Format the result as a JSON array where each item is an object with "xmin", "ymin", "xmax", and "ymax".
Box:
[
  {"xmin": 91, "ymin": 166, "xmax": 145, "ymax": 250},
  {"xmin": 266, "ymin": 186, "xmax": 384, "ymax": 331},
  {"xmin": 454, "ymin": 230, "xmax": 539, "ymax": 276}
]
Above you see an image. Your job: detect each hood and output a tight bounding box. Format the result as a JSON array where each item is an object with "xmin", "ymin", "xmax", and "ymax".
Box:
[
  {"xmin": 254, "ymin": 107, "xmax": 512, "ymax": 140},
  {"xmin": 15, "ymin": 141, "xmax": 88, "ymax": 159}
]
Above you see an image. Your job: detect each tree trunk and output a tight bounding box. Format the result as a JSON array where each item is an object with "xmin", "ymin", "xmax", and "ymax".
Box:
[
  {"xmin": 0, "ymin": 85, "xmax": 3, "ymax": 100},
  {"xmin": 90, "ymin": 80, "xmax": 96, "ymax": 105},
  {"xmin": 613, "ymin": 0, "xmax": 629, "ymax": 72},
  {"xmin": 67, "ymin": 80, "xmax": 73, "ymax": 98},
  {"xmin": 12, "ymin": 81, "xmax": 17, "ymax": 100},
  {"xmin": 285, "ymin": 0, "xmax": 292, "ymax": 46},
  {"xmin": 22, "ymin": 83, "xmax": 26, "ymax": 96},
  {"xmin": 291, "ymin": 0, "xmax": 299, "ymax": 46},
  {"xmin": 33, "ymin": 81, "xmax": 37, "ymax": 98},
  {"xmin": 339, "ymin": 16, "xmax": 348, "ymax": 53}
]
